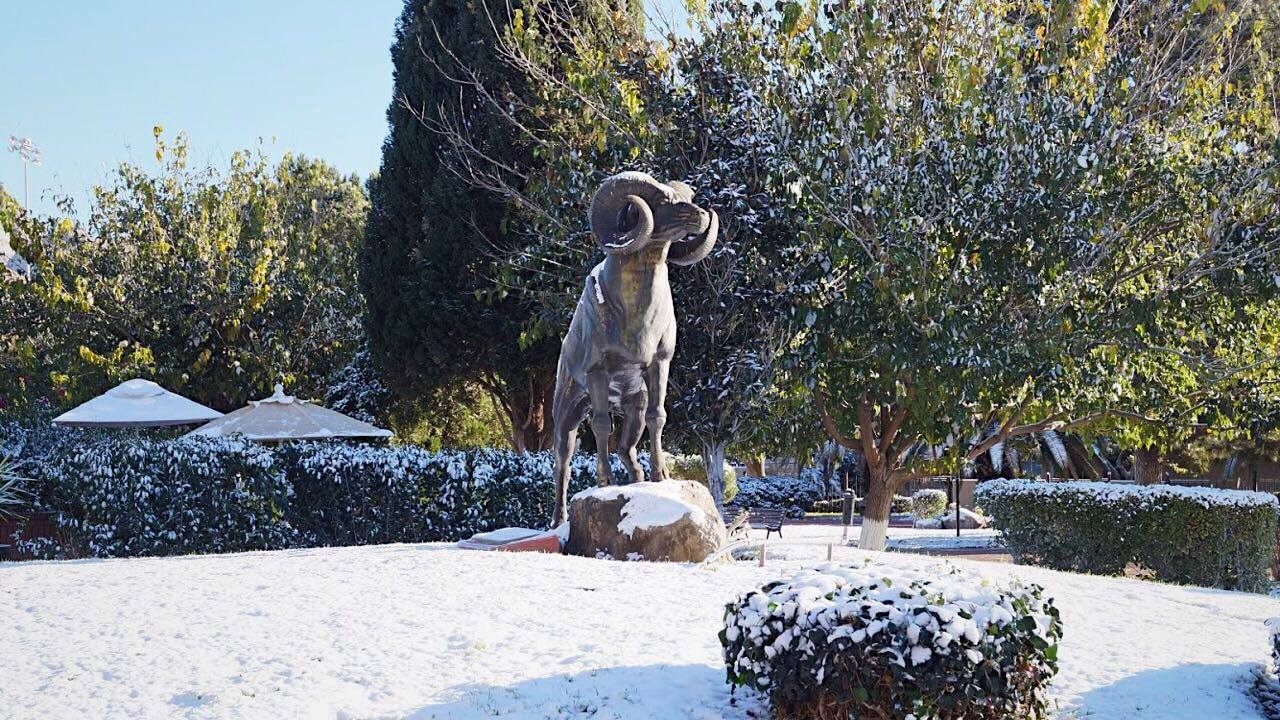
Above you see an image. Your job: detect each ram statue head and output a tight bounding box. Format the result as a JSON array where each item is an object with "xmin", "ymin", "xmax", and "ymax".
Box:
[{"xmin": 588, "ymin": 171, "xmax": 719, "ymax": 266}]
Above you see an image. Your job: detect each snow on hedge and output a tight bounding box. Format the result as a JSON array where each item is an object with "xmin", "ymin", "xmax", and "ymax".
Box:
[
  {"xmin": 976, "ymin": 478, "xmax": 1280, "ymax": 510},
  {"xmin": 10, "ymin": 430, "xmax": 652, "ymax": 559},
  {"xmin": 977, "ymin": 478, "xmax": 1279, "ymax": 592}
]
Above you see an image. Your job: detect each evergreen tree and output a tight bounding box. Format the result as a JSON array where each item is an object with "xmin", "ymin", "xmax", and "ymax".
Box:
[{"xmin": 360, "ymin": 0, "xmax": 643, "ymax": 450}]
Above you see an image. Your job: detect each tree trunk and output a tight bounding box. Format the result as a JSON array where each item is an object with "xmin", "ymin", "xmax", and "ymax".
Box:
[
  {"xmin": 702, "ymin": 442, "xmax": 728, "ymax": 511},
  {"xmin": 1134, "ymin": 447, "xmax": 1163, "ymax": 485},
  {"xmin": 858, "ymin": 462, "xmax": 894, "ymax": 551},
  {"xmin": 504, "ymin": 373, "xmax": 555, "ymax": 452},
  {"xmin": 745, "ymin": 454, "xmax": 766, "ymax": 478}
]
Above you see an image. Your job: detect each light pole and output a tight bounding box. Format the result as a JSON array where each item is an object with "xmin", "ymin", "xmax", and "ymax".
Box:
[{"xmin": 7, "ymin": 136, "xmax": 42, "ymax": 211}]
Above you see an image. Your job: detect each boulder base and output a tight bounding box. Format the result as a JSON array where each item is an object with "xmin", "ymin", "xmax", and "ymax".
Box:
[
  {"xmin": 566, "ymin": 480, "xmax": 727, "ymax": 562},
  {"xmin": 940, "ymin": 505, "xmax": 989, "ymax": 529}
]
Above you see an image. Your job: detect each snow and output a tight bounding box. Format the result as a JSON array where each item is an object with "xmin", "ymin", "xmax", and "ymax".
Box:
[
  {"xmin": 187, "ymin": 384, "xmax": 392, "ymax": 441},
  {"xmin": 1, "ymin": 544, "xmax": 1275, "ymax": 719},
  {"xmin": 572, "ymin": 481, "xmax": 706, "ymax": 536},
  {"xmin": 51, "ymin": 379, "xmax": 223, "ymax": 428},
  {"xmin": 979, "ymin": 478, "xmax": 1280, "ymax": 509},
  {"xmin": 913, "ymin": 506, "xmax": 988, "ymax": 529},
  {"xmin": 588, "ymin": 262, "xmax": 606, "ymax": 304},
  {"xmin": 468, "ymin": 527, "xmax": 545, "ymax": 544},
  {"xmin": 0, "ymin": 223, "xmax": 31, "ymax": 278}
]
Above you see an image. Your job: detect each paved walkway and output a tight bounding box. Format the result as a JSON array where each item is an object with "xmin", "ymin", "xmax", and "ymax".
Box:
[{"xmin": 746, "ymin": 521, "xmax": 1013, "ymax": 563}]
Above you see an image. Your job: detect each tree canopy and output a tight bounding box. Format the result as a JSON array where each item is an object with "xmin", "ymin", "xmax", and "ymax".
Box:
[{"xmin": 0, "ymin": 131, "xmax": 368, "ymax": 412}]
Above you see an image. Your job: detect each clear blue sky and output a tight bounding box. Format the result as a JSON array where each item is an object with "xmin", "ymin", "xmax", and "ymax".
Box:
[{"xmin": 0, "ymin": 0, "xmax": 688, "ymax": 218}]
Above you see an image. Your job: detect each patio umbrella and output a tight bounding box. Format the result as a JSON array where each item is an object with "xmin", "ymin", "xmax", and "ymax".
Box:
[
  {"xmin": 185, "ymin": 385, "xmax": 392, "ymax": 442},
  {"xmin": 52, "ymin": 379, "xmax": 223, "ymax": 428}
]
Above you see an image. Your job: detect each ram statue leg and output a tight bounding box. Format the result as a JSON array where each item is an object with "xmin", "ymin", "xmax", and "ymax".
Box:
[
  {"xmin": 587, "ymin": 371, "xmax": 613, "ymax": 487},
  {"xmin": 551, "ymin": 382, "xmax": 590, "ymax": 527},
  {"xmin": 617, "ymin": 386, "xmax": 648, "ymax": 483},
  {"xmin": 645, "ymin": 360, "xmax": 671, "ymax": 481}
]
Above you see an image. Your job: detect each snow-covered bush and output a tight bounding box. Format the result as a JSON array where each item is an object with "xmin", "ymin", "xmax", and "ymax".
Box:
[
  {"xmin": 733, "ymin": 474, "xmax": 824, "ymax": 516},
  {"xmin": 282, "ymin": 444, "xmax": 642, "ymax": 546},
  {"xmin": 1254, "ymin": 619, "xmax": 1280, "ymax": 719},
  {"xmin": 0, "ymin": 409, "xmax": 88, "ymax": 471},
  {"xmin": 721, "ymin": 561, "xmax": 1062, "ymax": 719},
  {"xmin": 978, "ymin": 479, "xmax": 1279, "ymax": 592},
  {"xmin": 666, "ymin": 453, "xmax": 737, "ymax": 503},
  {"xmin": 323, "ymin": 343, "xmax": 390, "ymax": 425},
  {"xmin": 1270, "ymin": 619, "xmax": 1280, "ymax": 681},
  {"xmin": 44, "ymin": 436, "xmax": 299, "ymax": 557},
  {"xmin": 22, "ymin": 427, "xmax": 650, "ymax": 557},
  {"xmin": 912, "ymin": 489, "xmax": 948, "ymax": 519}
]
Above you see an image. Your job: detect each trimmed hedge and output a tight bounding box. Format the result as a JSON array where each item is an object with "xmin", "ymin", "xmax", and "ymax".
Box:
[
  {"xmin": 912, "ymin": 488, "xmax": 948, "ymax": 519},
  {"xmin": 15, "ymin": 433, "xmax": 647, "ymax": 559},
  {"xmin": 44, "ymin": 436, "xmax": 298, "ymax": 557},
  {"xmin": 977, "ymin": 479, "xmax": 1279, "ymax": 592},
  {"xmin": 733, "ymin": 473, "xmax": 825, "ymax": 517},
  {"xmin": 721, "ymin": 560, "xmax": 1062, "ymax": 719}
]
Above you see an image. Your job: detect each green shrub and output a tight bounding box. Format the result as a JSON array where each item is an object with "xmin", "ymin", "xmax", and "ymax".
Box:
[
  {"xmin": 721, "ymin": 560, "xmax": 1062, "ymax": 720},
  {"xmin": 44, "ymin": 436, "xmax": 298, "ymax": 557},
  {"xmin": 733, "ymin": 474, "xmax": 823, "ymax": 516},
  {"xmin": 850, "ymin": 493, "xmax": 913, "ymax": 514},
  {"xmin": 23, "ymin": 431, "xmax": 647, "ymax": 558},
  {"xmin": 977, "ymin": 479, "xmax": 1279, "ymax": 592},
  {"xmin": 912, "ymin": 488, "xmax": 948, "ymax": 519},
  {"xmin": 281, "ymin": 444, "xmax": 629, "ymax": 546},
  {"xmin": 666, "ymin": 453, "xmax": 738, "ymax": 503}
]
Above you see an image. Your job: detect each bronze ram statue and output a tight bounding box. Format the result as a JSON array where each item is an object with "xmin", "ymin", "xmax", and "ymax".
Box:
[{"xmin": 551, "ymin": 172, "xmax": 719, "ymax": 525}]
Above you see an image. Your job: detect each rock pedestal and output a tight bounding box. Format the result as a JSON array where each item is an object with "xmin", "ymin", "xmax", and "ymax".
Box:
[
  {"xmin": 566, "ymin": 481, "xmax": 727, "ymax": 562},
  {"xmin": 940, "ymin": 505, "xmax": 989, "ymax": 530}
]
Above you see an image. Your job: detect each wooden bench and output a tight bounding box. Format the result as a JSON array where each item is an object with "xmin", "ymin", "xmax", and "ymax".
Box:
[{"xmin": 722, "ymin": 505, "xmax": 785, "ymax": 539}]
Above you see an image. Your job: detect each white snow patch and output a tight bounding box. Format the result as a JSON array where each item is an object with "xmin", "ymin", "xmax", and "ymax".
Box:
[
  {"xmin": 588, "ymin": 261, "xmax": 607, "ymax": 304},
  {"xmin": 469, "ymin": 527, "xmax": 544, "ymax": 544},
  {"xmin": 572, "ymin": 481, "xmax": 705, "ymax": 536},
  {"xmin": 0, "ymin": 544, "xmax": 1274, "ymax": 719}
]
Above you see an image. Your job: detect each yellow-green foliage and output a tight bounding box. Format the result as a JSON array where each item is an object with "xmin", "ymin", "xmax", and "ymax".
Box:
[{"xmin": 666, "ymin": 453, "xmax": 738, "ymax": 503}]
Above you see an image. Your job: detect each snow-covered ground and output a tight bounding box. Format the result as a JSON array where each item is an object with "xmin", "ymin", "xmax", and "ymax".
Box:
[{"xmin": 2, "ymin": 543, "xmax": 1274, "ymax": 720}]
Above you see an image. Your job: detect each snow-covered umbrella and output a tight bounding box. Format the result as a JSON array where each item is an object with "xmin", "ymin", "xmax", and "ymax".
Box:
[
  {"xmin": 52, "ymin": 379, "xmax": 223, "ymax": 428},
  {"xmin": 185, "ymin": 385, "xmax": 392, "ymax": 442}
]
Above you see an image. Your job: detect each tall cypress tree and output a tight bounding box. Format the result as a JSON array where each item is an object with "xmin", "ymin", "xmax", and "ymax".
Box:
[{"xmin": 362, "ymin": 0, "xmax": 641, "ymax": 450}]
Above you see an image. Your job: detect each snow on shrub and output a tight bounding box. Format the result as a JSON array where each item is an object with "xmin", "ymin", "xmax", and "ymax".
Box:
[
  {"xmin": 23, "ymin": 429, "xmax": 649, "ymax": 557},
  {"xmin": 45, "ymin": 435, "xmax": 298, "ymax": 557},
  {"xmin": 721, "ymin": 560, "xmax": 1062, "ymax": 720},
  {"xmin": 977, "ymin": 479, "xmax": 1279, "ymax": 592},
  {"xmin": 1253, "ymin": 619, "xmax": 1280, "ymax": 719},
  {"xmin": 734, "ymin": 474, "xmax": 825, "ymax": 516},
  {"xmin": 912, "ymin": 489, "xmax": 948, "ymax": 519},
  {"xmin": 283, "ymin": 443, "xmax": 645, "ymax": 546},
  {"xmin": 1270, "ymin": 619, "xmax": 1280, "ymax": 681}
]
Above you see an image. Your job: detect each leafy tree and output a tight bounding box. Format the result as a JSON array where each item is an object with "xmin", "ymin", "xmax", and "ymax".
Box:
[
  {"xmin": 360, "ymin": 0, "xmax": 644, "ymax": 451},
  {"xmin": 644, "ymin": 4, "xmax": 820, "ymax": 506},
  {"xmin": 417, "ymin": 0, "xmax": 820, "ymax": 504},
  {"xmin": 0, "ymin": 131, "xmax": 368, "ymax": 411},
  {"xmin": 776, "ymin": 0, "xmax": 1280, "ymax": 548}
]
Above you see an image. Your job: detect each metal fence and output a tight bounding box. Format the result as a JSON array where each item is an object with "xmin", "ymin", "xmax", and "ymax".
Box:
[{"xmin": 1164, "ymin": 477, "xmax": 1280, "ymax": 495}]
